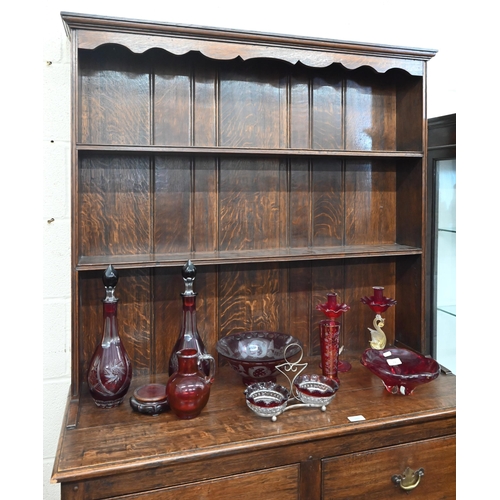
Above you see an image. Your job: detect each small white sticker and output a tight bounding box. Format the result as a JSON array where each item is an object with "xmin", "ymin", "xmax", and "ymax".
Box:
[
  {"xmin": 383, "ymin": 351, "xmax": 392, "ymax": 357},
  {"xmin": 387, "ymin": 357, "xmax": 402, "ymax": 366},
  {"xmin": 348, "ymin": 415, "xmax": 366, "ymax": 422}
]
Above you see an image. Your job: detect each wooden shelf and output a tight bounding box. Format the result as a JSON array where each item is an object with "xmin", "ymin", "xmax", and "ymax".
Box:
[
  {"xmin": 76, "ymin": 244, "xmax": 423, "ymax": 270},
  {"xmin": 77, "ymin": 144, "xmax": 424, "ymax": 158}
]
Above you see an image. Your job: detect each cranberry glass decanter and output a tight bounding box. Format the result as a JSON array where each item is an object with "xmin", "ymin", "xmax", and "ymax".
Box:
[
  {"xmin": 316, "ymin": 293, "xmax": 350, "ymax": 382},
  {"xmin": 87, "ymin": 265, "xmax": 132, "ymax": 408},
  {"xmin": 168, "ymin": 260, "xmax": 210, "ymax": 376}
]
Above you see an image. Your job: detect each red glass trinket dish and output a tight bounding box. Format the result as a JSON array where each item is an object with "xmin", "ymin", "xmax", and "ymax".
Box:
[
  {"xmin": 129, "ymin": 383, "xmax": 170, "ymax": 416},
  {"xmin": 361, "ymin": 347, "xmax": 440, "ymax": 395},
  {"xmin": 293, "ymin": 374, "xmax": 339, "ymax": 406},
  {"xmin": 244, "ymin": 381, "xmax": 289, "ymax": 420}
]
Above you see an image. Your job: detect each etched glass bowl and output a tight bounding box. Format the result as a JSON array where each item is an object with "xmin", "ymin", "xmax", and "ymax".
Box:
[
  {"xmin": 216, "ymin": 331, "xmax": 302, "ymax": 385},
  {"xmin": 244, "ymin": 381, "xmax": 289, "ymax": 420},
  {"xmin": 293, "ymin": 374, "xmax": 339, "ymax": 406},
  {"xmin": 361, "ymin": 347, "xmax": 440, "ymax": 396}
]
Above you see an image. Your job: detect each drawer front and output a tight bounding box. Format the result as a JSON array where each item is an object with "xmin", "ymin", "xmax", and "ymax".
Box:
[
  {"xmin": 322, "ymin": 436, "xmax": 455, "ymax": 499},
  {"xmin": 109, "ymin": 464, "xmax": 300, "ymax": 500}
]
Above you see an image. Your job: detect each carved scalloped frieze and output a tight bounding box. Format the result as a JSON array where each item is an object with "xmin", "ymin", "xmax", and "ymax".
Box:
[{"xmin": 69, "ymin": 18, "xmax": 433, "ymax": 76}]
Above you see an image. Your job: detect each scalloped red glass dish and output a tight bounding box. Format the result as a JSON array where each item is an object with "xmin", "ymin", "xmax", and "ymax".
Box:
[{"xmin": 361, "ymin": 347, "xmax": 440, "ymax": 396}]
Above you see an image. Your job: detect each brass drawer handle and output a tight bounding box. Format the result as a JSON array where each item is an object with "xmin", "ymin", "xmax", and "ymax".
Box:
[{"xmin": 392, "ymin": 467, "xmax": 424, "ymax": 491}]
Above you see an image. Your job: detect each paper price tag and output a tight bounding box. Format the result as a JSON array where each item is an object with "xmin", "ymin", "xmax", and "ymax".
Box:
[
  {"xmin": 387, "ymin": 357, "xmax": 402, "ymax": 366},
  {"xmin": 347, "ymin": 415, "xmax": 366, "ymax": 422}
]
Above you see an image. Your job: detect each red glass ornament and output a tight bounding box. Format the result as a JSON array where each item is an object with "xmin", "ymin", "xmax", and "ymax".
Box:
[
  {"xmin": 87, "ymin": 265, "xmax": 132, "ymax": 408},
  {"xmin": 166, "ymin": 348, "xmax": 216, "ymax": 419},
  {"xmin": 316, "ymin": 293, "xmax": 350, "ymax": 382}
]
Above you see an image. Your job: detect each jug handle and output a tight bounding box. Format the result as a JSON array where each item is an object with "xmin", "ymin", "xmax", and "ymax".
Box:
[{"xmin": 199, "ymin": 354, "xmax": 216, "ymax": 384}]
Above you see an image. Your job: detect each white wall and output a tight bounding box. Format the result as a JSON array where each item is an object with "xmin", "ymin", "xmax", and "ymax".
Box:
[{"xmin": 36, "ymin": 1, "xmax": 463, "ymax": 499}]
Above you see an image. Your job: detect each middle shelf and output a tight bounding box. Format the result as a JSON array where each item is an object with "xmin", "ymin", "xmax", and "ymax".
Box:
[
  {"xmin": 77, "ymin": 244, "xmax": 422, "ymax": 270},
  {"xmin": 76, "ymin": 152, "xmax": 424, "ymax": 266}
]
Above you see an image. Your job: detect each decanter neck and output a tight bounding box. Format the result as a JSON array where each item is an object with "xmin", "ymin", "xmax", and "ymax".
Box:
[
  {"xmin": 181, "ymin": 295, "xmax": 197, "ymax": 335},
  {"xmin": 182, "ymin": 294, "xmax": 196, "ymax": 311},
  {"xmin": 102, "ymin": 301, "xmax": 119, "ymax": 345},
  {"xmin": 103, "ymin": 301, "xmax": 118, "ymax": 315}
]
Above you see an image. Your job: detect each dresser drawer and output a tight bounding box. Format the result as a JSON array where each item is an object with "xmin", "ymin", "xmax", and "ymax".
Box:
[
  {"xmin": 105, "ymin": 464, "xmax": 300, "ymax": 500},
  {"xmin": 322, "ymin": 435, "xmax": 455, "ymax": 499}
]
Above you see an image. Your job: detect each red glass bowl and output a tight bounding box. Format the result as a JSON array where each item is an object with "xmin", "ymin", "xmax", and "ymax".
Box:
[
  {"xmin": 244, "ymin": 381, "xmax": 289, "ymax": 420},
  {"xmin": 216, "ymin": 331, "xmax": 302, "ymax": 385},
  {"xmin": 361, "ymin": 348, "xmax": 440, "ymax": 396},
  {"xmin": 293, "ymin": 374, "xmax": 339, "ymax": 406}
]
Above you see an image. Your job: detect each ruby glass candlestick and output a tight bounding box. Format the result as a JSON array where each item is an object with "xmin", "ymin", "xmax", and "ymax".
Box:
[
  {"xmin": 360, "ymin": 286, "xmax": 397, "ymax": 350},
  {"xmin": 316, "ymin": 293, "xmax": 350, "ymax": 382}
]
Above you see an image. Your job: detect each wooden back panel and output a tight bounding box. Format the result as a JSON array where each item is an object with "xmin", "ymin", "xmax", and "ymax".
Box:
[
  {"xmin": 73, "ymin": 39, "xmax": 426, "ymax": 395},
  {"xmin": 78, "ymin": 46, "xmax": 422, "ymax": 151}
]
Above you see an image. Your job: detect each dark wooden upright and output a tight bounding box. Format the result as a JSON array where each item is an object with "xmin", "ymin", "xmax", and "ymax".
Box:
[{"xmin": 52, "ymin": 12, "xmax": 455, "ymax": 499}]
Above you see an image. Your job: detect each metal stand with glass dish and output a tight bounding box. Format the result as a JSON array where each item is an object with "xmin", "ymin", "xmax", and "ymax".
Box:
[{"xmin": 217, "ymin": 332, "xmax": 339, "ymax": 422}]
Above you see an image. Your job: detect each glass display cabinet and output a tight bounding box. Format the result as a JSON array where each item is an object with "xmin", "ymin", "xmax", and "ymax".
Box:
[{"xmin": 427, "ymin": 114, "xmax": 456, "ymax": 374}]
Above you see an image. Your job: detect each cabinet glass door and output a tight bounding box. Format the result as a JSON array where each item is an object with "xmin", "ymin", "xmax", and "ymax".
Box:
[{"xmin": 435, "ymin": 158, "xmax": 456, "ymax": 373}]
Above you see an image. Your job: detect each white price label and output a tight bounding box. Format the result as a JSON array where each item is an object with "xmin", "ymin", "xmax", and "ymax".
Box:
[
  {"xmin": 347, "ymin": 415, "xmax": 366, "ymax": 422},
  {"xmin": 387, "ymin": 357, "xmax": 402, "ymax": 366}
]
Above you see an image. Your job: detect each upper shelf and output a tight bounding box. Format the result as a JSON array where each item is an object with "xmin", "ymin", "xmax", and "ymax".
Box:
[
  {"xmin": 61, "ymin": 12, "xmax": 436, "ymax": 76},
  {"xmin": 76, "ymin": 144, "xmax": 424, "ymax": 158},
  {"xmin": 75, "ymin": 38, "xmax": 427, "ymax": 152}
]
